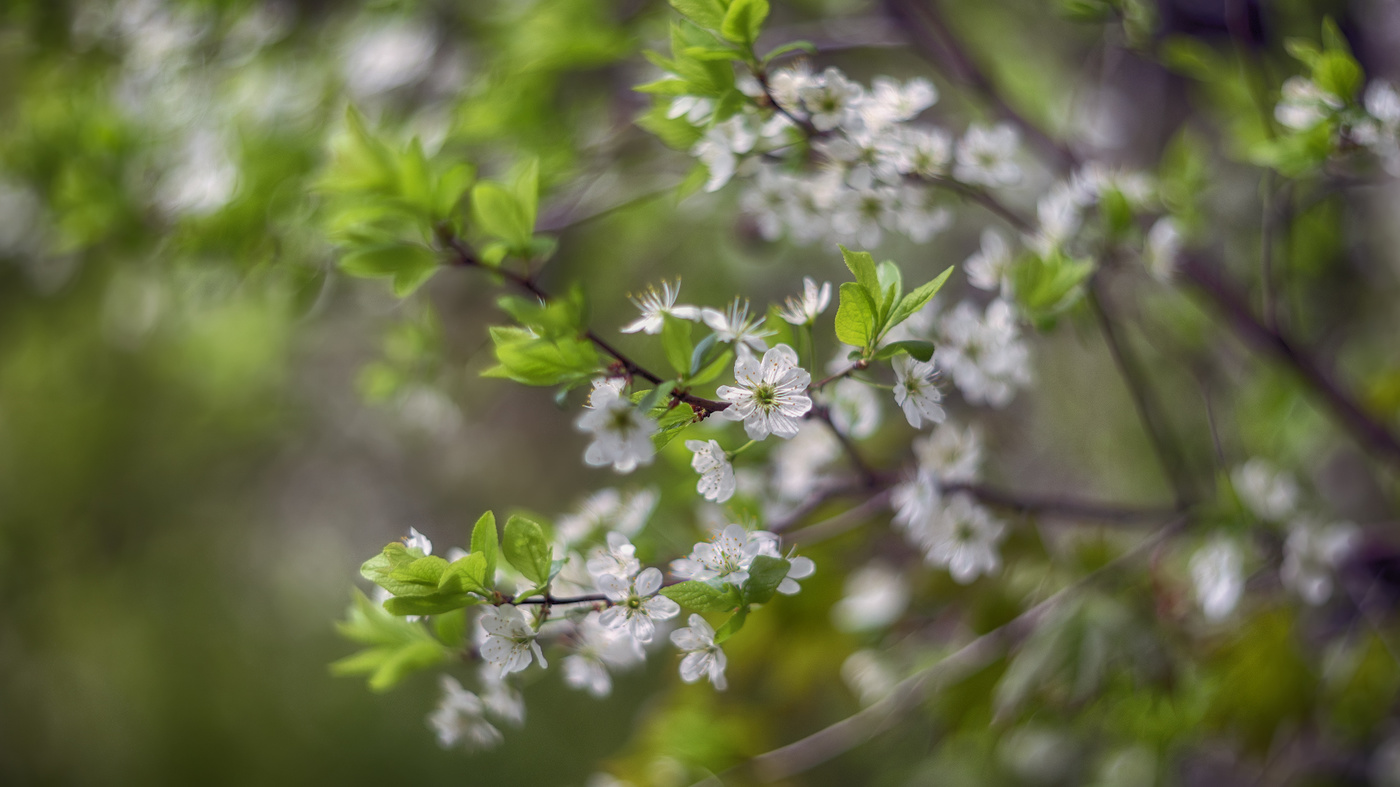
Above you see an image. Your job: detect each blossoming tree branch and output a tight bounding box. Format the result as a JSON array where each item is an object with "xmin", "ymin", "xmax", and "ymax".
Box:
[{"xmin": 320, "ymin": 0, "xmax": 1400, "ymax": 779}]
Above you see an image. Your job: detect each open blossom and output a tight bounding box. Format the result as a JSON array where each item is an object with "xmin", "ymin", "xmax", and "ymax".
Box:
[
  {"xmin": 914, "ymin": 423, "xmax": 983, "ymax": 483},
  {"xmin": 935, "ymin": 299, "xmax": 1031, "ymax": 408},
  {"xmin": 561, "ymin": 611, "xmax": 644, "ymax": 698},
  {"xmin": 479, "ymin": 605, "xmax": 546, "ymax": 676},
  {"xmin": 597, "ymin": 567, "xmax": 680, "ymax": 643},
  {"xmin": 693, "ymin": 115, "xmax": 758, "ymax": 192},
  {"xmin": 554, "ymin": 488, "xmax": 657, "ymax": 548},
  {"xmin": 585, "ymin": 531, "xmax": 640, "ymax": 580},
  {"xmin": 620, "ymin": 279, "xmax": 701, "ymax": 334},
  {"xmin": 892, "ymin": 470, "xmax": 941, "ymax": 546},
  {"xmin": 861, "ymin": 76, "xmax": 937, "ymax": 131},
  {"xmin": 1282, "ymin": 518, "xmax": 1359, "ymax": 605},
  {"xmin": 671, "ymin": 523, "xmax": 770, "ymax": 586},
  {"xmin": 922, "ymin": 493, "xmax": 1006, "ymax": 584},
  {"xmin": 1232, "ymin": 458, "xmax": 1299, "ymax": 522},
  {"xmin": 576, "ymin": 380, "xmax": 656, "ymax": 473},
  {"xmin": 890, "ymin": 126, "xmax": 953, "ymax": 178},
  {"xmin": 1190, "ymin": 536, "xmax": 1244, "ymax": 620},
  {"xmin": 772, "ymin": 422, "xmax": 841, "ymax": 501},
  {"xmin": 670, "ymin": 613, "xmax": 728, "ymax": 690},
  {"xmin": 478, "ymin": 669, "xmax": 525, "ymax": 727},
  {"xmin": 717, "ymin": 344, "xmax": 812, "ymax": 440},
  {"xmin": 1028, "ymin": 182, "xmax": 1083, "ymax": 257},
  {"xmin": 403, "ymin": 526, "xmax": 433, "ymax": 555},
  {"xmin": 828, "ymin": 377, "xmax": 882, "ymax": 439},
  {"xmin": 428, "ymin": 676, "xmax": 502, "ymax": 751},
  {"xmin": 686, "ymin": 439, "xmax": 736, "ymax": 503},
  {"xmin": 778, "ymin": 277, "xmax": 832, "ymax": 325},
  {"xmin": 702, "ymin": 298, "xmax": 773, "ymax": 356},
  {"xmin": 892, "ymin": 354, "xmax": 947, "ymax": 429},
  {"xmin": 833, "ymin": 562, "xmax": 910, "ymax": 632},
  {"xmin": 1275, "ymin": 76, "xmax": 1343, "ymax": 130},
  {"xmin": 953, "ymin": 123, "xmax": 1021, "ymax": 187},
  {"xmin": 777, "ymin": 555, "xmax": 816, "ymax": 595},
  {"xmin": 966, "ymin": 228, "xmax": 1014, "ymax": 294},
  {"xmin": 800, "ymin": 66, "xmax": 864, "ymax": 131}
]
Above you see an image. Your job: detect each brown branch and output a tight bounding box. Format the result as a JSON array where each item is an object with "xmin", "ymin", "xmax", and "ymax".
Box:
[
  {"xmin": 1178, "ymin": 254, "xmax": 1400, "ymax": 467},
  {"xmin": 810, "ymin": 359, "xmax": 869, "ymax": 391},
  {"xmin": 940, "ymin": 482, "xmax": 1178, "ymax": 525},
  {"xmin": 439, "ymin": 233, "xmax": 729, "ymax": 417}
]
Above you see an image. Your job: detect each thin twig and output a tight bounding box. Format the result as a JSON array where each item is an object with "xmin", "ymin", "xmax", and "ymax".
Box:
[{"xmin": 811, "ymin": 359, "xmax": 869, "ymax": 391}]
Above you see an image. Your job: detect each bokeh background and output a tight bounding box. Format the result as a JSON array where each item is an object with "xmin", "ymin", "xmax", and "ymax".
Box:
[{"xmin": 4, "ymin": 0, "xmax": 1400, "ymax": 784}]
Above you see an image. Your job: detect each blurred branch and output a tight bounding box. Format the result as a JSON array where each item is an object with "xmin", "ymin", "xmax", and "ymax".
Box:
[
  {"xmin": 1178, "ymin": 254, "xmax": 1400, "ymax": 467},
  {"xmin": 724, "ymin": 515, "xmax": 1188, "ymax": 783},
  {"xmin": 882, "ymin": 0, "xmax": 1079, "ymax": 172}
]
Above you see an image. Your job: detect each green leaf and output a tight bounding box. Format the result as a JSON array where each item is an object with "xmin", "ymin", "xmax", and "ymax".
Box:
[
  {"xmin": 653, "ymin": 402, "xmax": 697, "ymax": 450},
  {"xmin": 741, "ymin": 555, "xmax": 790, "ymax": 604},
  {"xmin": 885, "ymin": 265, "xmax": 954, "ymax": 334},
  {"xmin": 496, "ymin": 285, "xmax": 587, "ymax": 340},
  {"xmin": 432, "ymin": 162, "xmax": 476, "ymax": 221},
  {"xmin": 872, "ymin": 339, "xmax": 936, "ymax": 362},
  {"xmin": 761, "ymin": 40, "xmax": 817, "ymax": 65},
  {"xmin": 662, "ymin": 314, "xmax": 695, "ymax": 375},
  {"xmin": 720, "ymin": 0, "xmax": 768, "ymax": 46},
  {"xmin": 840, "ymin": 245, "xmax": 881, "ymax": 301},
  {"xmin": 471, "ymin": 182, "xmax": 532, "ymax": 249},
  {"xmin": 471, "ymin": 510, "xmax": 498, "ymax": 584},
  {"xmin": 503, "ymin": 515, "xmax": 552, "ymax": 586},
  {"xmin": 361, "ymin": 543, "xmax": 440, "ymax": 597},
  {"xmin": 661, "ymin": 580, "xmax": 740, "ymax": 612},
  {"xmin": 1012, "ymin": 251, "xmax": 1093, "ymax": 320},
  {"xmin": 690, "ymin": 346, "xmax": 733, "ymax": 386},
  {"xmin": 511, "ymin": 157, "xmax": 541, "ymax": 240},
  {"xmin": 433, "ymin": 609, "xmax": 468, "ymax": 648},
  {"xmin": 383, "ymin": 593, "xmax": 477, "ymax": 616},
  {"xmin": 438, "ymin": 553, "xmax": 491, "ymax": 595},
  {"xmin": 483, "ymin": 326, "xmax": 601, "ymax": 387},
  {"xmin": 670, "ymin": 0, "xmax": 727, "ymax": 30},
  {"xmin": 834, "ymin": 281, "xmax": 878, "ymax": 349},
  {"xmin": 338, "ymin": 243, "xmax": 440, "ymax": 295},
  {"xmin": 331, "ymin": 590, "xmax": 447, "ymax": 692},
  {"xmin": 389, "ymin": 556, "xmax": 450, "ymax": 588},
  {"xmin": 714, "ymin": 606, "xmax": 749, "ymax": 643}
]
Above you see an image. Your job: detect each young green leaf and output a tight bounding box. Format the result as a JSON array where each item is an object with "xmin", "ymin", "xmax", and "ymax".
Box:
[
  {"xmin": 662, "ymin": 314, "xmax": 695, "ymax": 375},
  {"xmin": 720, "ymin": 0, "xmax": 769, "ymax": 46},
  {"xmin": 885, "ymin": 266, "xmax": 954, "ymax": 334},
  {"xmin": 511, "ymin": 157, "xmax": 541, "ymax": 239},
  {"xmin": 470, "ymin": 510, "xmax": 498, "ymax": 583},
  {"xmin": 503, "ymin": 515, "xmax": 553, "ymax": 586},
  {"xmin": 713, "ymin": 606, "xmax": 749, "ymax": 643},
  {"xmin": 439, "ymin": 552, "xmax": 491, "ymax": 595},
  {"xmin": 840, "ymin": 245, "xmax": 881, "ymax": 301},
  {"xmin": 761, "ymin": 40, "xmax": 817, "ymax": 65},
  {"xmin": 872, "ymin": 339, "xmax": 937, "ymax": 362},
  {"xmin": 741, "ymin": 555, "xmax": 791, "ymax": 604},
  {"xmin": 661, "ymin": 580, "xmax": 741, "ymax": 612},
  {"xmin": 383, "ymin": 593, "xmax": 477, "ymax": 617},
  {"xmin": 834, "ymin": 281, "xmax": 879, "ymax": 349},
  {"xmin": 471, "ymin": 182, "xmax": 532, "ymax": 249}
]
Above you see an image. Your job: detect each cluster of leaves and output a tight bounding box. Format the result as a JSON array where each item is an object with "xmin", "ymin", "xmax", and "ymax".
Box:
[{"xmin": 833, "ymin": 246, "xmax": 952, "ymax": 361}]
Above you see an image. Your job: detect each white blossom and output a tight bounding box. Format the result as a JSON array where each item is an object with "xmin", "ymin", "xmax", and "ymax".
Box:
[
  {"xmin": 740, "ymin": 166, "xmax": 798, "ymax": 241},
  {"xmin": 667, "ymin": 94, "xmax": 714, "ymax": 124},
  {"xmin": 772, "ymin": 422, "xmax": 841, "ymax": 501},
  {"xmin": 922, "ymin": 493, "xmax": 1006, "ymax": 584},
  {"xmin": 671, "ymin": 523, "xmax": 769, "ymax": 586},
  {"xmin": 1282, "ymin": 518, "xmax": 1359, "ymax": 605},
  {"xmin": 686, "ymin": 439, "xmax": 737, "ymax": 503},
  {"xmin": 1028, "ymin": 182, "xmax": 1083, "ymax": 257},
  {"xmin": 892, "ymin": 354, "xmax": 947, "ymax": 429},
  {"xmin": 692, "ymin": 115, "xmax": 758, "ymax": 192},
  {"xmin": 597, "ymin": 567, "xmax": 680, "ymax": 643},
  {"xmin": 620, "ymin": 279, "xmax": 702, "ymax": 334},
  {"xmin": 701, "ymin": 298, "xmax": 773, "ymax": 356},
  {"xmin": 953, "ymin": 123, "xmax": 1021, "ymax": 187},
  {"xmin": 717, "ymin": 344, "xmax": 813, "ymax": 440},
  {"xmin": 832, "ymin": 562, "xmax": 909, "ymax": 632},
  {"xmin": 861, "ymin": 76, "xmax": 937, "ymax": 131},
  {"xmin": 403, "ymin": 526, "xmax": 433, "ymax": 555},
  {"xmin": 892, "ymin": 470, "xmax": 941, "ymax": 546},
  {"xmin": 890, "ymin": 126, "xmax": 953, "ymax": 178},
  {"xmin": 800, "ymin": 66, "xmax": 864, "ymax": 132},
  {"xmin": 586, "ymin": 531, "xmax": 641, "ymax": 580},
  {"xmin": 554, "ymin": 488, "xmax": 657, "ymax": 547},
  {"xmin": 892, "ymin": 185, "xmax": 952, "ymax": 243},
  {"xmin": 776, "ymin": 555, "xmax": 815, "ymax": 595},
  {"xmin": 935, "ymin": 298, "xmax": 1031, "ymax": 408},
  {"xmin": 966, "ymin": 228, "xmax": 1014, "ymax": 295},
  {"xmin": 1274, "ymin": 76, "xmax": 1342, "ymax": 130},
  {"xmin": 1231, "ymin": 458, "xmax": 1299, "ymax": 522},
  {"xmin": 478, "ymin": 670, "xmax": 526, "ymax": 726},
  {"xmin": 428, "ymin": 676, "xmax": 502, "ymax": 751},
  {"xmin": 478, "ymin": 605, "xmax": 546, "ymax": 676},
  {"xmin": 1144, "ymin": 217, "xmax": 1181, "ymax": 282},
  {"xmin": 778, "ymin": 276, "xmax": 832, "ymax": 325},
  {"xmin": 576, "ymin": 381, "xmax": 656, "ymax": 473},
  {"xmin": 560, "ymin": 611, "xmax": 645, "ymax": 699},
  {"xmin": 670, "ymin": 613, "xmax": 728, "ymax": 690},
  {"xmin": 914, "ymin": 423, "xmax": 983, "ymax": 483},
  {"xmin": 1190, "ymin": 536, "xmax": 1244, "ymax": 620},
  {"xmin": 828, "ymin": 377, "xmax": 882, "ymax": 439}
]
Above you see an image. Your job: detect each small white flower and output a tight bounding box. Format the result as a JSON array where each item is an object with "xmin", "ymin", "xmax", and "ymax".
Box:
[
  {"xmin": 428, "ymin": 676, "xmax": 503, "ymax": 751},
  {"xmin": 892, "ymin": 185, "xmax": 952, "ymax": 243},
  {"xmin": 403, "ymin": 527, "xmax": 433, "ymax": 555},
  {"xmin": 667, "ymin": 94, "xmax": 714, "ymax": 124},
  {"xmin": 828, "ymin": 377, "xmax": 882, "ymax": 439},
  {"xmin": 776, "ymin": 555, "xmax": 815, "ymax": 595},
  {"xmin": 1366, "ymin": 80, "xmax": 1400, "ymax": 127},
  {"xmin": 586, "ymin": 531, "xmax": 641, "ymax": 580},
  {"xmin": 935, "ymin": 298, "xmax": 1032, "ymax": 408},
  {"xmin": 767, "ymin": 62, "xmax": 815, "ymax": 114},
  {"xmin": 799, "ymin": 67, "xmax": 864, "ymax": 132},
  {"xmin": 892, "ymin": 354, "xmax": 947, "ymax": 429},
  {"xmin": 478, "ymin": 670, "xmax": 526, "ymax": 727},
  {"xmin": 1028, "ymin": 182, "xmax": 1083, "ymax": 257},
  {"xmin": 1232, "ymin": 458, "xmax": 1299, "ymax": 522},
  {"xmin": 701, "ymin": 298, "xmax": 774, "ymax": 356},
  {"xmin": 890, "ymin": 126, "xmax": 953, "ymax": 178},
  {"xmin": 670, "ymin": 613, "xmax": 728, "ymax": 690},
  {"xmin": 686, "ymin": 439, "xmax": 737, "ymax": 503},
  {"xmin": 923, "ymin": 493, "xmax": 1005, "ymax": 584},
  {"xmin": 1275, "ymin": 76, "xmax": 1342, "ymax": 130},
  {"xmin": 966, "ymin": 228, "xmax": 1014, "ymax": 294},
  {"xmin": 478, "ymin": 605, "xmax": 546, "ymax": 676},
  {"xmin": 1190, "ymin": 536, "xmax": 1244, "ymax": 620},
  {"xmin": 620, "ymin": 279, "xmax": 702, "ymax": 334},
  {"xmin": 1144, "ymin": 217, "xmax": 1181, "ymax": 282},
  {"xmin": 597, "ymin": 567, "xmax": 680, "ymax": 643},
  {"xmin": 832, "ymin": 562, "xmax": 909, "ymax": 632},
  {"xmin": 575, "ymin": 382, "xmax": 657, "ymax": 473},
  {"xmin": 692, "ymin": 115, "xmax": 758, "ymax": 192},
  {"xmin": 953, "ymin": 123, "xmax": 1021, "ymax": 187},
  {"xmin": 554, "ymin": 488, "xmax": 658, "ymax": 548},
  {"xmin": 772, "ymin": 422, "xmax": 841, "ymax": 501},
  {"xmin": 717, "ymin": 344, "xmax": 813, "ymax": 439},
  {"xmin": 1282, "ymin": 518, "xmax": 1359, "ymax": 605},
  {"xmin": 670, "ymin": 523, "xmax": 768, "ymax": 586},
  {"xmin": 892, "ymin": 470, "xmax": 941, "ymax": 546},
  {"xmin": 561, "ymin": 611, "xmax": 644, "ymax": 698},
  {"xmin": 861, "ymin": 76, "xmax": 937, "ymax": 131},
  {"xmin": 778, "ymin": 276, "xmax": 832, "ymax": 325},
  {"xmin": 914, "ymin": 423, "xmax": 983, "ymax": 483}
]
